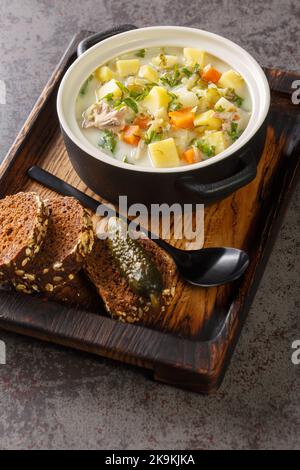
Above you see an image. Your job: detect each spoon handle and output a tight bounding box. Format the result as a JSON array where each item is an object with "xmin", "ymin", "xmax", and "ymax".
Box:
[
  {"xmin": 28, "ymin": 166, "xmax": 100, "ymax": 212},
  {"xmin": 28, "ymin": 166, "xmax": 159, "ymax": 236}
]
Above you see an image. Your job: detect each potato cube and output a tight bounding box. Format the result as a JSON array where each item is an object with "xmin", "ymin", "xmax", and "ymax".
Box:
[
  {"xmin": 142, "ymin": 86, "xmax": 170, "ymax": 115},
  {"xmin": 95, "ymin": 66, "xmax": 115, "ymax": 82},
  {"xmin": 138, "ymin": 65, "xmax": 159, "ymax": 82},
  {"xmin": 175, "ymin": 88, "xmax": 198, "ymax": 108},
  {"xmin": 218, "ymin": 70, "xmax": 246, "ymax": 97},
  {"xmin": 152, "ymin": 55, "xmax": 178, "ymax": 69},
  {"xmin": 116, "ymin": 59, "xmax": 140, "ymax": 77},
  {"xmin": 205, "ymin": 88, "xmax": 221, "ymax": 106},
  {"xmin": 194, "ymin": 110, "xmax": 222, "ymax": 130},
  {"xmin": 148, "ymin": 137, "xmax": 180, "ymax": 168},
  {"xmin": 183, "ymin": 48, "xmax": 205, "ymax": 68},
  {"xmin": 214, "ymin": 96, "xmax": 236, "ymax": 112},
  {"xmin": 96, "ymin": 79, "xmax": 122, "ymax": 100},
  {"xmin": 202, "ymin": 131, "xmax": 229, "ymax": 154}
]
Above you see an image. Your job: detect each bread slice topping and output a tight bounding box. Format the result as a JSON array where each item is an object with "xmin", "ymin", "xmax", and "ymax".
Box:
[{"xmin": 84, "ymin": 227, "xmax": 177, "ymax": 324}]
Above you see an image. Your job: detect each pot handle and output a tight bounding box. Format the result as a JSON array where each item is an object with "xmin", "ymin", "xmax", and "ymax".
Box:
[
  {"xmin": 77, "ymin": 24, "xmax": 138, "ymax": 56},
  {"xmin": 175, "ymin": 151, "xmax": 257, "ymax": 202}
]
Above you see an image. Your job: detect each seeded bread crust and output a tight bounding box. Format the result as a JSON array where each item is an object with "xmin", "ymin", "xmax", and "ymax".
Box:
[
  {"xmin": 0, "ymin": 192, "xmax": 49, "ymax": 284},
  {"xmin": 12, "ymin": 196, "xmax": 94, "ymax": 294},
  {"xmin": 84, "ymin": 236, "xmax": 177, "ymax": 324}
]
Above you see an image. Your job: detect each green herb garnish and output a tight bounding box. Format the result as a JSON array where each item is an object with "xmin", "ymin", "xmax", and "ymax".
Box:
[
  {"xmin": 116, "ymin": 81, "xmax": 129, "ymax": 96},
  {"xmin": 181, "ymin": 67, "xmax": 193, "ymax": 78},
  {"xmin": 123, "ymin": 155, "xmax": 131, "ymax": 163},
  {"xmin": 215, "ymin": 105, "xmax": 225, "ymax": 112},
  {"xmin": 135, "ymin": 49, "xmax": 146, "ymax": 58},
  {"xmin": 226, "ymin": 88, "xmax": 244, "ymax": 107},
  {"xmin": 98, "ymin": 130, "xmax": 117, "ymax": 154},
  {"xmin": 169, "ymin": 101, "xmax": 182, "ymax": 111},
  {"xmin": 144, "ymin": 131, "xmax": 163, "ymax": 144},
  {"xmin": 131, "ymin": 83, "xmax": 158, "ymax": 101},
  {"xmin": 167, "ymin": 91, "xmax": 182, "ymax": 111},
  {"xmin": 123, "ymin": 97, "xmax": 138, "ymax": 113},
  {"xmin": 233, "ymin": 95, "xmax": 243, "ymax": 107},
  {"xmin": 227, "ymin": 121, "xmax": 240, "ymax": 142},
  {"xmin": 160, "ymin": 64, "xmax": 181, "ymax": 87},
  {"xmin": 194, "ymin": 140, "xmax": 216, "ymax": 158},
  {"xmin": 79, "ymin": 75, "xmax": 93, "ymax": 96},
  {"xmin": 103, "ymin": 92, "xmax": 115, "ymax": 103}
]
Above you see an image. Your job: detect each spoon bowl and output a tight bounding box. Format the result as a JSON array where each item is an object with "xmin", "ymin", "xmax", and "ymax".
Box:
[{"xmin": 157, "ymin": 243, "xmax": 249, "ymax": 287}]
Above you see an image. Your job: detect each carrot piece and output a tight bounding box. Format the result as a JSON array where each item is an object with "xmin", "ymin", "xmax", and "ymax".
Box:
[
  {"xmin": 133, "ymin": 115, "xmax": 150, "ymax": 129},
  {"xmin": 201, "ymin": 65, "xmax": 222, "ymax": 83},
  {"xmin": 169, "ymin": 107, "xmax": 195, "ymax": 129},
  {"xmin": 121, "ymin": 125, "xmax": 141, "ymax": 146},
  {"xmin": 182, "ymin": 147, "xmax": 196, "ymax": 164}
]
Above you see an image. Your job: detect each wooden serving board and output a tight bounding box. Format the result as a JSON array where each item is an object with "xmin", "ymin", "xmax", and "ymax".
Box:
[{"xmin": 0, "ymin": 32, "xmax": 299, "ymax": 393}]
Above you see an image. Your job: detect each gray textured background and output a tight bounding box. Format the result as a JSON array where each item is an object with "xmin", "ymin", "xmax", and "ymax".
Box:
[{"xmin": 0, "ymin": 0, "xmax": 299, "ymax": 450}]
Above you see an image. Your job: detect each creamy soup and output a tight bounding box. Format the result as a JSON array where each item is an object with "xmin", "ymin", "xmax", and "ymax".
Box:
[{"xmin": 75, "ymin": 46, "xmax": 251, "ymax": 168}]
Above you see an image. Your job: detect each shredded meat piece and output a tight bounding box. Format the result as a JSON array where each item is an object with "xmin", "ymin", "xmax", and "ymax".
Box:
[
  {"xmin": 82, "ymin": 101, "xmax": 127, "ymax": 131},
  {"xmin": 134, "ymin": 139, "xmax": 146, "ymax": 161},
  {"xmin": 213, "ymin": 110, "xmax": 238, "ymax": 132}
]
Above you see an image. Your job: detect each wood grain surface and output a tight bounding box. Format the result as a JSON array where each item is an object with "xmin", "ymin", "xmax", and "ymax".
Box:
[{"xmin": 0, "ymin": 32, "xmax": 299, "ymax": 393}]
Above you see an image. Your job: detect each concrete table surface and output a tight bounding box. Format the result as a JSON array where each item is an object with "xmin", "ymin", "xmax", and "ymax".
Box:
[{"xmin": 0, "ymin": 0, "xmax": 299, "ymax": 450}]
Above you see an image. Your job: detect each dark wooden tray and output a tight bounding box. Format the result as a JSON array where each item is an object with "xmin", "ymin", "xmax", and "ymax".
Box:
[{"xmin": 0, "ymin": 32, "xmax": 299, "ymax": 393}]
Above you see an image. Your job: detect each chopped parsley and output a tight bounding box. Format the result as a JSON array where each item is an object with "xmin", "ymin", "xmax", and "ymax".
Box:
[
  {"xmin": 144, "ymin": 131, "xmax": 163, "ymax": 144},
  {"xmin": 123, "ymin": 97, "xmax": 138, "ymax": 113},
  {"xmin": 194, "ymin": 140, "xmax": 216, "ymax": 158},
  {"xmin": 106, "ymin": 82, "xmax": 138, "ymax": 112},
  {"xmin": 215, "ymin": 105, "xmax": 225, "ymax": 112},
  {"xmin": 79, "ymin": 75, "xmax": 93, "ymax": 96},
  {"xmin": 158, "ymin": 53, "xmax": 167, "ymax": 67},
  {"xmin": 135, "ymin": 49, "xmax": 146, "ymax": 58},
  {"xmin": 160, "ymin": 64, "xmax": 181, "ymax": 87},
  {"xmin": 233, "ymin": 94, "xmax": 244, "ymax": 107},
  {"xmin": 181, "ymin": 67, "xmax": 193, "ymax": 78},
  {"xmin": 227, "ymin": 121, "xmax": 240, "ymax": 142},
  {"xmin": 167, "ymin": 91, "xmax": 182, "ymax": 111},
  {"xmin": 169, "ymin": 101, "xmax": 182, "ymax": 111},
  {"xmin": 226, "ymin": 88, "xmax": 244, "ymax": 107},
  {"xmin": 98, "ymin": 130, "xmax": 117, "ymax": 154},
  {"xmin": 103, "ymin": 92, "xmax": 115, "ymax": 103},
  {"xmin": 116, "ymin": 81, "xmax": 129, "ymax": 95},
  {"xmin": 122, "ymin": 155, "xmax": 132, "ymax": 164},
  {"xmin": 131, "ymin": 82, "xmax": 157, "ymax": 101}
]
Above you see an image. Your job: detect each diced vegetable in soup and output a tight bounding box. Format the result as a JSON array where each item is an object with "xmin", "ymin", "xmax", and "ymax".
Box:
[{"xmin": 76, "ymin": 47, "xmax": 251, "ymax": 168}]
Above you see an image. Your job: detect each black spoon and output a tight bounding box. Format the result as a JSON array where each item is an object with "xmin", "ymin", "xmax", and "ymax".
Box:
[{"xmin": 28, "ymin": 166, "xmax": 249, "ymax": 287}]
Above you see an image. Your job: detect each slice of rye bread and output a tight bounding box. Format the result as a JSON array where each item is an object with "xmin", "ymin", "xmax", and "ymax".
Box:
[
  {"xmin": 0, "ymin": 192, "xmax": 49, "ymax": 284},
  {"xmin": 12, "ymin": 196, "xmax": 94, "ymax": 294},
  {"xmin": 84, "ymin": 237, "xmax": 177, "ymax": 324},
  {"xmin": 47, "ymin": 271, "xmax": 103, "ymax": 312}
]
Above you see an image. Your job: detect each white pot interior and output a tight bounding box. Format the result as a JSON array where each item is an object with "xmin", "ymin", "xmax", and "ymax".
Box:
[{"xmin": 57, "ymin": 26, "xmax": 270, "ymax": 174}]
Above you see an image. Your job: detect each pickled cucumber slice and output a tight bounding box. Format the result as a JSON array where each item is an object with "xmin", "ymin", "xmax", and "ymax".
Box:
[{"xmin": 107, "ymin": 217, "xmax": 163, "ymax": 307}]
